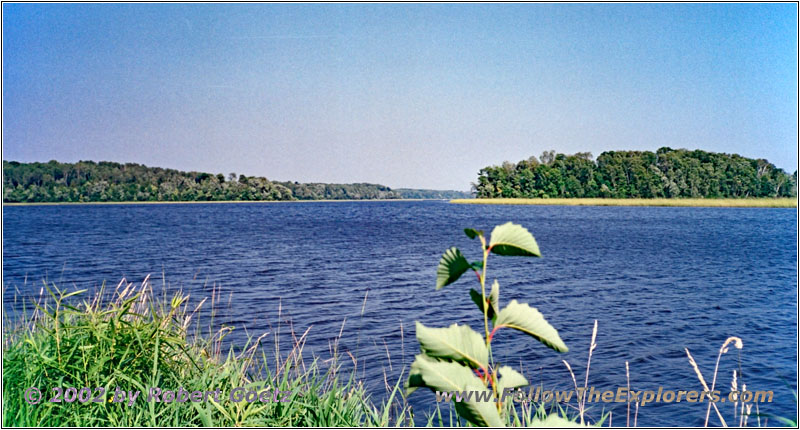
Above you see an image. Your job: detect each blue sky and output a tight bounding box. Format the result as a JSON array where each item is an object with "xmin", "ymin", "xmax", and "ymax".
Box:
[{"xmin": 3, "ymin": 3, "xmax": 797, "ymax": 190}]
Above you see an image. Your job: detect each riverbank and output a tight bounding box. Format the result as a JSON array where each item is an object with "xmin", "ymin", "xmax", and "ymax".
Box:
[
  {"xmin": 2, "ymin": 198, "xmax": 442, "ymax": 207},
  {"xmin": 2, "ymin": 279, "xmax": 576, "ymax": 427},
  {"xmin": 1, "ymin": 280, "xmax": 411, "ymax": 427},
  {"xmin": 450, "ymin": 198, "xmax": 797, "ymax": 208}
]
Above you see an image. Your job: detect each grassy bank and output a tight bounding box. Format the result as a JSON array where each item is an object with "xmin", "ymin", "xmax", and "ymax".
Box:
[
  {"xmin": 2, "ymin": 280, "xmax": 414, "ymax": 427},
  {"xmin": 3, "ymin": 278, "xmax": 792, "ymax": 427},
  {"xmin": 450, "ymin": 198, "xmax": 797, "ymax": 208},
  {"xmin": 2, "ymin": 279, "xmax": 574, "ymax": 427}
]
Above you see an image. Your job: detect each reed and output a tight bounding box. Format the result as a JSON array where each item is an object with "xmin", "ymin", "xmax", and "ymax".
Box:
[
  {"xmin": 562, "ymin": 320, "xmax": 609, "ymax": 426},
  {"xmin": 1, "ymin": 279, "xmax": 413, "ymax": 427},
  {"xmin": 5, "ymin": 276, "xmax": 792, "ymax": 427},
  {"xmin": 451, "ymin": 198, "xmax": 797, "ymax": 208},
  {"xmin": 2, "ymin": 277, "xmax": 578, "ymax": 428}
]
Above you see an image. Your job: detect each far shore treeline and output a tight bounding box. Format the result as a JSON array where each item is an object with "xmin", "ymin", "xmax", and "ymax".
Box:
[
  {"xmin": 2, "ymin": 160, "xmax": 470, "ymax": 203},
  {"xmin": 475, "ymin": 148, "xmax": 797, "ymax": 199}
]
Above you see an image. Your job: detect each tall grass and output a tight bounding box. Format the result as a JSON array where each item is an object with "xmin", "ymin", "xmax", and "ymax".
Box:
[
  {"xmin": 451, "ymin": 198, "xmax": 797, "ymax": 208},
  {"xmin": 2, "ymin": 278, "xmax": 413, "ymax": 427},
  {"xmin": 6, "ymin": 277, "xmax": 789, "ymax": 427},
  {"xmin": 1, "ymin": 277, "xmax": 595, "ymax": 427}
]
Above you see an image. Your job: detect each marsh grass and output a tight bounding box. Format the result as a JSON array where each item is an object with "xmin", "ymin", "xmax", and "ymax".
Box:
[
  {"xmin": 1, "ymin": 278, "xmax": 415, "ymax": 427},
  {"xmin": 7, "ymin": 276, "xmax": 785, "ymax": 427},
  {"xmin": 685, "ymin": 336, "xmax": 796, "ymax": 428},
  {"xmin": 1, "ymin": 276, "xmax": 596, "ymax": 427},
  {"xmin": 451, "ymin": 198, "xmax": 797, "ymax": 208},
  {"xmin": 2, "ymin": 277, "xmax": 556, "ymax": 428}
]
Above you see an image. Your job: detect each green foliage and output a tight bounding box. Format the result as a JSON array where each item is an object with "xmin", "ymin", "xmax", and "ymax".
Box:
[
  {"xmin": 495, "ymin": 366, "xmax": 528, "ymax": 395},
  {"xmin": 464, "ymin": 228, "xmax": 483, "ymax": 240},
  {"xmin": 469, "ymin": 280, "xmax": 499, "ymax": 323},
  {"xmin": 2, "ymin": 283, "xmax": 410, "ymax": 427},
  {"xmin": 2, "ymin": 160, "xmax": 406, "ymax": 203},
  {"xmin": 408, "ymin": 222, "xmax": 568, "ymax": 427},
  {"xmin": 474, "ymin": 148, "xmax": 797, "ymax": 199},
  {"xmin": 276, "ymin": 181, "xmax": 401, "ymax": 200},
  {"xmin": 393, "ymin": 188, "xmax": 473, "ymax": 199},
  {"xmin": 436, "ymin": 247, "xmax": 472, "ymax": 290},
  {"xmin": 408, "ymin": 355, "xmax": 503, "ymax": 426},
  {"xmin": 494, "ymin": 300, "xmax": 567, "ymax": 352},
  {"xmin": 415, "ymin": 322, "xmax": 489, "ymax": 369},
  {"xmin": 488, "ymin": 222, "xmax": 541, "ymax": 257}
]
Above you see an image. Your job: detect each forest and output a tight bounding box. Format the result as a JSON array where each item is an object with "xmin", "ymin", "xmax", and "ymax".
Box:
[
  {"xmin": 474, "ymin": 148, "xmax": 797, "ymax": 199},
  {"xmin": 2, "ymin": 160, "xmax": 409, "ymax": 203},
  {"xmin": 391, "ymin": 188, "xmax": 472, "ymax": 199}
]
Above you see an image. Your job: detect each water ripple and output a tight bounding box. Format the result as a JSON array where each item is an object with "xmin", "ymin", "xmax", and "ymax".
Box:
[{"xmin": 2, "ymin": 201, "xmax": 796, "ymax": 426}]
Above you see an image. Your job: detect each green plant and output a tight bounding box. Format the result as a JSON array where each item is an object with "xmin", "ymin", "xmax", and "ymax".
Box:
[
  {"xmin": 406, "ymin": 222, "xmax": 570, "ymax": 426},
  {"xmin": 2, "ymin": 280, "xmax": 411, "ymax": 427}
]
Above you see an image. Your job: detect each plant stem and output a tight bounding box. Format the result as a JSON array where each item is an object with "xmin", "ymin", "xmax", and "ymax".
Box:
[
  {"xmin": 479, "ymin": 243, "xmax": 490, "ymax": 349},
  {"xmin": 478, "ymin": 236, "xmax": 498, "ymax": 403}
]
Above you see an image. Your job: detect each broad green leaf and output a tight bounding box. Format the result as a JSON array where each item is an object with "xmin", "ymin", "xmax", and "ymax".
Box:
[
  {"xmin": 469, "ymin": 280, "xmax": 499, "ymax": 322},
  {"xmin": 495, "ymin": 300, "xmax": 568, "ymax": 352},
  {"xmin": 488, "ymin": 222, "xmax": 541, "ymax": 257},
  {"xmin": 464, "ymin": 228, "xmax": 484, "ymax": 239},
  {"xmin": 407, "ymin": 354, "xmax": 503, "ymax": 427},
  {"xmin": 454, "ymin": 382, "xmax": 503, "ymax": 428},
  {"xmin": 436, "ymin": 247, "xmax": 471, "ymax": 290},
  {"xmin": 470, "ymin": 260, "xmax": 484, "ymax": 271},
  {"xmin": 469, "ymin": 290, "xmax": 489, "ymax": 322},
  {"xmin": 406, "ymin": 367, "xmax": 425, "ymax": 395},
  {"xmin": 496, "ymin": 365, "xmax": 528, "ymax": 395},
  {"xmin": 415, "ymin": 322, "xmax": 488, "ymax": 369}
]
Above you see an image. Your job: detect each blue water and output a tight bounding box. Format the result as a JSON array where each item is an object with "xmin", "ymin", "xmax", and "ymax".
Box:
[{"xmin": 2, "ymin": 201, "xmax": 797, "ymax": 426}]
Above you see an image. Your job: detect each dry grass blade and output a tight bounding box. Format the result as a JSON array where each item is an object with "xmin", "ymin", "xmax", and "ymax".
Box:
[
  {"xmin": 705, "ymin": 337, "xmax": 743, "ymax": 426},
  {"xmin": 562, "ymin": 360, "xmax": 581, "ymax": 416},
  {"xmin": 732, "ymin": 370, "xmax": 738, "ymax": 422},
  {"xmin": 563, "ymin": 360, "xmax": 579, "ymax": 394},
  {"xmin": 383, "ymin": 338, "xmax": 393, "ymax": 372},
  {"xmin": 686, "ymin": 347, "xmax": 727, "ymax": 427},
  {"xmin": 183, "ymin": 297, "xmax": 208, "ymax": 330},
  {"xmin": 739, "ymin": 383, "xmax": 747, "ymax": 427},
  {"xmin": 580, "ymin": 320, "xmax": 598, "ymax": 425},
  {"xmin": 626, "ymin": 361, "xmax": 631, "ymax": 427}
]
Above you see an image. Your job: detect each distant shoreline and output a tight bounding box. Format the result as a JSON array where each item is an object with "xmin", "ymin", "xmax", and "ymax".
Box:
[
  {"xmin": 2, "ymin": 198, "xmax": 447, "ymax": 207},
  {"xmin": 6, "ymin": 198, "xmax": 797, "ymax": 208},
  {"xmin": 450, "ymin": 198, "xmax": 797, "ymax": 208}
]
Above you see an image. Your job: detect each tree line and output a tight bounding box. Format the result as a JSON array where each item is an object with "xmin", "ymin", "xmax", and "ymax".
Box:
[
  {"xmin": 391, "ymin": 188, "xmax": 472, "ymax": 199},
  {"xmin": 2, "ymin": 160, "xmax": 408, "ymax": 203},
  {"xmin": 474, "ymin": 148, "xmax": 797, "ymax": 199}
]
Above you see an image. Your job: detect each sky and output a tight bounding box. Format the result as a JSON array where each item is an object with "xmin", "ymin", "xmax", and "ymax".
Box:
[{"xmin": 2, "ymin": 3, "xmax": 797, "ymax": 191}]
